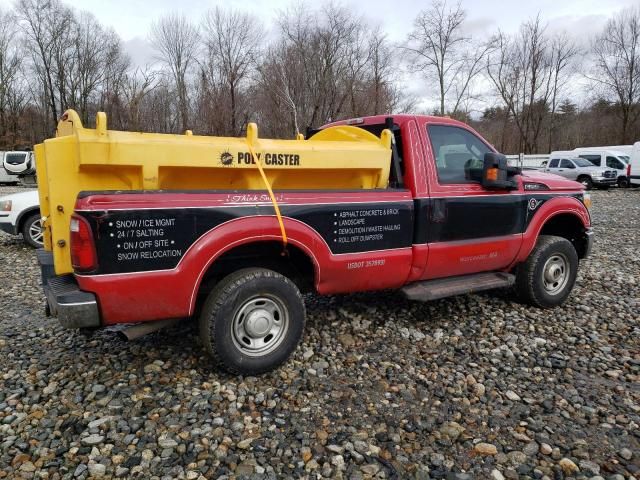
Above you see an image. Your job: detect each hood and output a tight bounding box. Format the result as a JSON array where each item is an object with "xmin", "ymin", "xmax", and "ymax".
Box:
[
  {"xmin": 520, "ymin": 171, "xmax": 583, "ymax": 191},
  {"xmin": 0, "ymin": 189, "xmax": 39, "ymax": 204}
]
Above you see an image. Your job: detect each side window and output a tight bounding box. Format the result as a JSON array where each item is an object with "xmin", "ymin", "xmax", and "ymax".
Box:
[
  {"xmin": 548, "ymin": 159, "xmax": 559, "ymax": 168},
  {"xmin": 427, "ymin": 125, "xmax": 492, "ymax": 184},
  {"xmin": 579, "ymin": 154, "xmax": 601, "ymax": 166},
  {"xmin": 606, "ymin": 156, "xmax": 622, "ymax": 169},
  {"xmin": 560, "ymin": 159, "xmax": 574, "ymax": 168}
]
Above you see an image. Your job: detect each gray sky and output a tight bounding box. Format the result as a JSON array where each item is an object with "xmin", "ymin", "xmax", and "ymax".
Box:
[
  {"xmin": 4, "ymin": 0, "xmax": 635, "ymax": 65},
  {"xmin": 3, "ymin": 0, "xmax": 637, "ymax": 112},
  {"xmin": 19, "ymin": 0, "xmax": 636, "ymax": 42}
]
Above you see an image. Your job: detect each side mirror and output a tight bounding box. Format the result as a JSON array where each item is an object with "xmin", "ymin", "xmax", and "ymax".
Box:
[{"xmin": 482, "ymin": 152, "xmax": 520, "ymax": 190}]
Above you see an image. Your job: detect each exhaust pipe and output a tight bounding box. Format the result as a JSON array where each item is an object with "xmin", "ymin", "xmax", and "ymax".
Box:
[{"xmin": 119, "ymin": 318, "xmax": 181, "ymax": 341}]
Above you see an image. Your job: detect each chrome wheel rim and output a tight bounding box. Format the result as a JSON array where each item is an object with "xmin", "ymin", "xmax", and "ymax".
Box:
[
  {"xmin": 542, "ymin": 253, "xmax": 569, "ymax": 295},
  {"xmin": 580, "ymin": 178, "xmax": 590, "ymax": 187},
  {"xmin": 29, "ymin": 219, "xmax": 43, "ymax": 246},
  {"xmin": 231, "ymin": 295, "xmax": 289, "ymax": 357}
]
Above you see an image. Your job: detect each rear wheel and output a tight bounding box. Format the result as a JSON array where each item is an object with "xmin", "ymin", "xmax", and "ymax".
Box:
[
  {"xmin": 577, "ymin": 176, "xmax": 593, "ymax": 190},
  {"xmin": 515, "ymin": 235, "xmax": 579, "ymax": 308},
  {"xmin": 617, "ymin": 177, "xmax": 629, "ymax": 188},
  {"xmin": 21, "ymin": 213, "xmax": 43, "ymax": 248},
  {"xmin": 199, "ymin": 268, "xmax": 305, "ymax": 375}
]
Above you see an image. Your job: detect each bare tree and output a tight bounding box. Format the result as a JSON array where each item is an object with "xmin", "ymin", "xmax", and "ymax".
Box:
[
  {"xmin": 17, "ymin": 0, "xmax": 74, "ymax": 130},
  {"xmin": 67, "ymin": 13, "xmax": 127, "ymax": 124},
  {"xmin": 367, "ymin": 28, "xmax": 395, "ymax": 115},
  {"xmin": 0, "ymin": 8, "xmax": 23, "ymax": 142},
  {"xmin": 547, "ymin": 33, "xmax": 580, "ymax": 152},
  {"xmin": 121, "ymin": 66, "xmax": 158, "ymax": 131},
  {"xmin": 99, "ymin": 31, "xmax": 131, "ymax": 127},
  {"xmin": 150, "ymin": 14, "xmax": 199, "ymax": 132},
  {"xmin": 589, "ymin": 7, "xmax": 640, "ymax": 143},
  {"xmin": 201, "ymin": 7, "xmax": 262, "ymax": 136},
  {"xmin": 404, "ymin": 0, "xmax": 489, "ymax": 116},
  {"xmin": 486, "ymin": 16, "xmax": 578, "ymax": 153}
]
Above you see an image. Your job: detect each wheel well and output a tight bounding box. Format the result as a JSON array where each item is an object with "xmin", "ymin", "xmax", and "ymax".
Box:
[
  {"xmin": 16, "ymin": 208, "xmax": 40, "ymax": 233},
  {"xmin": 539, "ymin": 214, "xmax": 588, "ymax": 258},
  {"xmin": 196, "ymin": 241, "xmax": 316, "ymax": 308}
]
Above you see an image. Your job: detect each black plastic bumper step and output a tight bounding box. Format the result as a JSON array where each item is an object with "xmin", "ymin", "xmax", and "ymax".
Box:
[{"xmin": 401, "ymin": 272, "xmax": 515, "ymax": 302}]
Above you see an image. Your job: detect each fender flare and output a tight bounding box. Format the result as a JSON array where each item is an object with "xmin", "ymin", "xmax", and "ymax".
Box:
[
  {"xmin": 16, "ymin": 206, "xmax": 40, "ymax": 232},
  {"xmin": 513, "ymin": 195, "xmax": 590, "ymax": 265},
  {"xmin": 178, "ymin": 215, "xmax": 330, "ymax": 314}
]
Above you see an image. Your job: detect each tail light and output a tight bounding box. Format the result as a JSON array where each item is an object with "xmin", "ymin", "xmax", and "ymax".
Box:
[
  {"xmin": 628, "ymin": 163, "xmax": 631, "ymax": 177},
  {"xmin": 70, "ymin": 214, "xmax": 97, "ymax": 272}
]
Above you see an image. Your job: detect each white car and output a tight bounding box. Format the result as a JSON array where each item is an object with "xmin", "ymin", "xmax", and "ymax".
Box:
[
  {"xmin": 551, "ymin": 148, "xmax": 629, "ymax": 187},
  {"xmin": 0, "ymin": 190, "xmax": 43, "ymax": 247}
]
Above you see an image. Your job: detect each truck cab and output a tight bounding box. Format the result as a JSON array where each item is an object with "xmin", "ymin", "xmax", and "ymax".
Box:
[{"xmin": 36, "ymin": 112, "xmax": 593, "ymax": 374}]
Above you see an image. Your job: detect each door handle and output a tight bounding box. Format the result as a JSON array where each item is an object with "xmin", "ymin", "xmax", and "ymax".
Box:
[{"xmin": 558, "ymin": 169, "xmax": 564, "ymax": 171}]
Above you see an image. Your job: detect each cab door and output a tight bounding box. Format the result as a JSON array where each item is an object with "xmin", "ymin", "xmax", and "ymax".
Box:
[{"xmin": 417, "ymin": 122, "xmax": 525, "ymax": 280}]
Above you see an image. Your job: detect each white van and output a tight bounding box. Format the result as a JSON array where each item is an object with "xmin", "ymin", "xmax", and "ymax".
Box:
[
  {"xmin": 629, "ymin": 142, "xmax": 640, "ymax": 187},
  {"xmin": 570, "ymin": 148, "xmax": 630, "ymax": 187},
  {"xmin": 597, "ymin": 145, "xmax": 633, "ymax": 156}
]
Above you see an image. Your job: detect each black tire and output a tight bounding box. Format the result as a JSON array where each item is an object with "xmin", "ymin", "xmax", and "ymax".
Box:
[
  {"xmin": 199, "ymin": 268, "xmax": 305, "ymax": 375},
  {"xmin": 577, "ymin": 176, "xmax": 593, "ymax": 190},
  {"xmin": 21, "ymin": 213, "xmax": 43, "ymax": 248},
  {"xmin": 617, "ymin": 177, "xmax": 629, "ymax": 188},
  {"xmin": 515, "ymin": 235, "xmax": 579, "ymax": 308}
]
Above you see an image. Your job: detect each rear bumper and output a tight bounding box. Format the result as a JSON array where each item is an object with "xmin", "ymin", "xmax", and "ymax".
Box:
[{"xmin": 37, "ymin": 249, "xmax": 101, "ymax": 329}]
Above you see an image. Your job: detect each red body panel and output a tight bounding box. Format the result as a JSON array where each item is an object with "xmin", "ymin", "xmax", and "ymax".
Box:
[{"xmin": 76, "ymin": 191, "xmax": 415, "ymax": 324}]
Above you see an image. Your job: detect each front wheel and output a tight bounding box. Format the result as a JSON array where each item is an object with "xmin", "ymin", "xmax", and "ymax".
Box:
[
  {"xmin": 577, "ymin": 176, "xmax": 593, "ymax": 190},
  {"xmin": 515, "ymin": 235, "xmax": 579, "ymax": 308},
  {"xmin": 199, "ymin": 268, "xmax": 305, "ymax": 375},
  {"xmin": 617, "ymin": 177, "xmax": 629, "ymax": 188}
]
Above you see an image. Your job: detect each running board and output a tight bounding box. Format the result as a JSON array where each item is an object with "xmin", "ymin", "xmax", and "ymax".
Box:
[{"xmin": 401, "ymin": 272, "xmax": 515, "ymax": 302}]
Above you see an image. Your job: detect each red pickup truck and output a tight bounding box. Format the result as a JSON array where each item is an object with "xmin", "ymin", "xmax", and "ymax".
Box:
[{"xmin": 40, "ymin": 114, "xmax": 592, "ymax": 374}]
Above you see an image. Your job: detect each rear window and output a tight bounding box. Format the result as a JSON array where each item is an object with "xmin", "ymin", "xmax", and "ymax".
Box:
[{"xmin": 574, "ymin": 158, "xmax": 594, "ymax": 167}]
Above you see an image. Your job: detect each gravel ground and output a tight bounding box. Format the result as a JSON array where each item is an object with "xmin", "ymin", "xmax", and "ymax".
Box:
[{"xmin": 0, "ymin": 185, "xmax": 638, "ymax": 480}]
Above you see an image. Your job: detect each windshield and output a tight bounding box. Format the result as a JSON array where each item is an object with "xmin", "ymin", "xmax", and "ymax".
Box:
[
  {"xmin": 4, "ymin": 152, "xmax": 27, "ymax": 165},
  {"xmin": 573, "ymin": 158, "xmax": 594, "ymax": 167}
]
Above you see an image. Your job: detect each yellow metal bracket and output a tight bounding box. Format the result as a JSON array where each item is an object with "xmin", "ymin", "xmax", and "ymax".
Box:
[{"xmin": 246, "ymin": 123, "xmax": 288, "ymax": 248}]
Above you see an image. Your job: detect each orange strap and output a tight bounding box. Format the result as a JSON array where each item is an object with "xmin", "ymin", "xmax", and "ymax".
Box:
[{"xmin": 246, "ymin": 142, "xmax": 288, "ymax": 247}]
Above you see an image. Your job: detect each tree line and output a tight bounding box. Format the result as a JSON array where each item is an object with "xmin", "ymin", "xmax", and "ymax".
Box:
[{"xmin": 0, "ymin": 0, "xmax": 638, "ymax": 154}]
